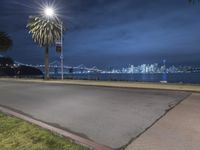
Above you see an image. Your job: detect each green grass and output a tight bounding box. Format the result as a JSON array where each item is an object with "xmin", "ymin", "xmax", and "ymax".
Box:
[{"xmin": 0, "ymin": 112, "xmax": 89, "ymax": 150}]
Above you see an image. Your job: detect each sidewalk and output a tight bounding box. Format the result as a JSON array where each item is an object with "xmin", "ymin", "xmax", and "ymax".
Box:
[{"xmin": 126, "ymin": 93, "xmax": 200, "ymax": 150}]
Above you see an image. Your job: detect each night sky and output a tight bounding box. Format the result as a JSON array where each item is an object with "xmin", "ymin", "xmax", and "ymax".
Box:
[{"xmin": 0, "ymin": 0, "xmax": 200, "ymax": 68}]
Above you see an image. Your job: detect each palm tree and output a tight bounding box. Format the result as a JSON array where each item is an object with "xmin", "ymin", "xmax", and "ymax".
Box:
[
  {"xmin": 27, "ymin": 16, "xmax": 61, "ymax": 79},
  {"xmin": 0, "ymin": 32, "xmax": 13, "ymax": 52}
]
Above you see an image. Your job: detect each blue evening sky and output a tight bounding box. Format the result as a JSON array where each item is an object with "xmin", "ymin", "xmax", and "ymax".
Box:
[{"xmin": 0, "ymin": 0, "xmax": 200, "ymax": 68}]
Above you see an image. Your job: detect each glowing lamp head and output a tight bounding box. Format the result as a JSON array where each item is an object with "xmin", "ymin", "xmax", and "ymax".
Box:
[{"xmin": 44, "ymin": 7, "xmax": 55, "ymax": 17}]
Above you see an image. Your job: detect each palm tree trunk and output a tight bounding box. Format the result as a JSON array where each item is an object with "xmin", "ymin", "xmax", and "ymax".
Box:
[{"xmin": 44, "ymin": 46, "xmax": 49, "ymax": 80}]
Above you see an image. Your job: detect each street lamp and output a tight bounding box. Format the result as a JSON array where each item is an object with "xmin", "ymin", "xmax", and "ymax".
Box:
[
  {"xmin": 43, "ymin": 7, "xmax": 64, "ymax": 80},
  {"xmin": 44, "ymin": 7, "xmax": 55, "ymax": 17}
]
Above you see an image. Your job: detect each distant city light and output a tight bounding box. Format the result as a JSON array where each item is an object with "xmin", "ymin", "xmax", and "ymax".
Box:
[{"xmin": 13, "ymin": 60, "xmax": 200, "ymax": 74}]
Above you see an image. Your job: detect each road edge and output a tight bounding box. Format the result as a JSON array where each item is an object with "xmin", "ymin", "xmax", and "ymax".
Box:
[{"xmin": 0, "ymin": 78, "xmax": 200, "ymax": 93}]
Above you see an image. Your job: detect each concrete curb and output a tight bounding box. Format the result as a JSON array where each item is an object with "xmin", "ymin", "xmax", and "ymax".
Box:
[
  {"xmin": 0, "ymin": 78, "xmax": 200, "ymax": 93},
  {"xmin": 0, "ymin": 106, "xmax": 112, "ymax": 150}
]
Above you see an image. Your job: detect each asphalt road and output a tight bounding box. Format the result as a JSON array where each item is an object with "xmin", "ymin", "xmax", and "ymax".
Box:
[{"xmin": 0, "ymin": 81, "xmax": 190, "ymax": 149}]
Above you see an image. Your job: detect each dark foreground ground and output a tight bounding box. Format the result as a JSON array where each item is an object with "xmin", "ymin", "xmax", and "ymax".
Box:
[
  {"xmin": 0, "ymin": 112, "xmax": 88, "ymax": 150},
  {"xmin": 0, "ymin": 81, "xmax": 190, "ymax": 149}
]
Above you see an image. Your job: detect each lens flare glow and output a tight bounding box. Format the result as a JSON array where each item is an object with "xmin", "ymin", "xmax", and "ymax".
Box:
[{"xmin": 44, "ymin": 7, "xmax": 55, "ymax": 17}]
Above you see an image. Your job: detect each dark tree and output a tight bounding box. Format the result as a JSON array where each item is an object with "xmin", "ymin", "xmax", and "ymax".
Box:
[
  {"xmin": 188, "ymin": 0, "xmax": 200, "ymax": 4},
  {"xmin": 69, "ymin": 67, "xmax": 74, "ymax": 73},
  {"xmin": 16, "ymin": 65, "xmax": 43, "ymax": 77},
  {"xmin": 0, "ymin": 57, "xmax": 14, "ymax": 67},
  {"xmin": 0, "ymin": 57, "xmax": 15, "ymax": 76},
  {"xmin": 0, "ymin": 32, "xmax": 13, "ymax": 52}
]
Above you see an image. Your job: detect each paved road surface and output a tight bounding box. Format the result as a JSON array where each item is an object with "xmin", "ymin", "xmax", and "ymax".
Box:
[{"xmin": 0, "ymin": 81, "xmax": 190, "ymax": 149}]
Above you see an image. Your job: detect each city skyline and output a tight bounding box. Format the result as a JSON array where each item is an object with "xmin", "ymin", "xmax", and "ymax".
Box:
[
  {"xmin": 0, "ymin": 0, "xmax": 200, "ymax": 67},
  {"xmin": 3, "ymin": 55, "xmax": 199, "ymax": 74}
]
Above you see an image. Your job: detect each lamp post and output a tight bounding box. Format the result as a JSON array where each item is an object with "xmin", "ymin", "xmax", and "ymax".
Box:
[
  {"xmin": 60, "ymin": 21, "xmax": 64, "ymax": 80},
  {"xmin": 44, "ymin": 7, "xmax": 64, "ymax": 80}
]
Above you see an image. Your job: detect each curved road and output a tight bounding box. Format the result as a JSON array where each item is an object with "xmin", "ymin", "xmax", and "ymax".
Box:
[{"xmin": 0, "ymin": 80, "xmax": 190, "ymax": 149}]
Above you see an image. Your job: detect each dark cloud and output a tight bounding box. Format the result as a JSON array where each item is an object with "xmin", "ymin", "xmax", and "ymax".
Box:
[{"xmin": 0, "ymin": 0, "xmax": 200, "ymax": 67}]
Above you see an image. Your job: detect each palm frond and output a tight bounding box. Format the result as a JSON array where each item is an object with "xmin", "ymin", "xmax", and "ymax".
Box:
[{"xmin": 27, "ymin": 16, "xmax": 63, "ymax": 47}]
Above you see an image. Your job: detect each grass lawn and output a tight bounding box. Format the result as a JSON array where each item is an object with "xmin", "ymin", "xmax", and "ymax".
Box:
[{"xmin": 0, "ymin": 112, "xmax": 89, "ymax": 150}]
